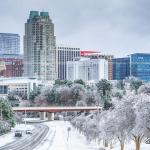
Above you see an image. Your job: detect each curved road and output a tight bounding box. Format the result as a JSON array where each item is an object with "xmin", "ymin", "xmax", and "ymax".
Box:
[{"xmin": 0, "ymin": 124, "xmax": 49, "ymax": 150}]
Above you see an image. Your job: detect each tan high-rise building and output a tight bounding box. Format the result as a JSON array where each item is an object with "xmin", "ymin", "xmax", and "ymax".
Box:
[{"xmin": 24, "ymin": 11, "xmax": 56, "ymax": 81}]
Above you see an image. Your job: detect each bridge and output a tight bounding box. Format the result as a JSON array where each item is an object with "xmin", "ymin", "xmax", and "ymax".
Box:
[{"xmin": 13, "ymin": 106, "xmax": 101, "ymax": 121}]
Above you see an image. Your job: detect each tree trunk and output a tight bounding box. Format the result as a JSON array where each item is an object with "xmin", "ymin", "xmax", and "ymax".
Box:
[
  {"xmin": 135, "ymin": 89, "xmax": 138, "ymax": 95},
  {"xmin": 133, "ymin": 136, "xmax": 143, "ymax": 150},
  {"xmin": 134, "ymin": 138, "xmax": 141, "ymax": 150},
  {"xmin": 110, "ymin": 141, "xmax": 113, "ymax": 149},
  {"xmin": 135, "ymin": 141, "xmax": 140, "ymax": 150},
  {"xmin": 118, "ymin": 137, "xmax": 125, "ymax": 150},
  {"xmin": 98, "ymin": 138, "xmax": 101, "ymax": 145},
  {"xmin": 104, "ymin": 139, "xmax": 108, "ymax": 147},
  {"xmin": 120, "ymin": 143, "xmax": 124, "ymax": 150}
]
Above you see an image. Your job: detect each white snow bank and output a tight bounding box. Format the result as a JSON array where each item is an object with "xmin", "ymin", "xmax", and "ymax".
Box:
[{"xmin": 0, "ymin": 132, "xmax": 15, "ymax": 147}]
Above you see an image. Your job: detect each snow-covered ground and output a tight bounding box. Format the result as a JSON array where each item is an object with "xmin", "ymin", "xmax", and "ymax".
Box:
[
  {"xmin": 0, "ymin": 120, "xmax": 149, "ymax": 150},
  {"xmin": 35, "ymin": 121, "xmax": 99, "ymax": 150},
  {"xmin": 0, "ymin": 123, "xmax": 34, "ymax": 147},
  {"xmin": 36, "ymin": 121, "xmax": 150, "ymax": 150},
  {"xmin": 109, "ymin": 142, "xmax": 149, "ymax": 150},
  {"xmin": 0, "ymin": 132, "xmax": 16, "ymax": 147}
]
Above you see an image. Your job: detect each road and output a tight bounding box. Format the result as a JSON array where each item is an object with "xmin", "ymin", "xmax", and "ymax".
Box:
[
  {"xmin": 35, "ymin": 121, "xmax": 98, "ymax": 150},
  {"xmin": 0, "ymin": 123, "xmax": 49, "ymax": 150}
]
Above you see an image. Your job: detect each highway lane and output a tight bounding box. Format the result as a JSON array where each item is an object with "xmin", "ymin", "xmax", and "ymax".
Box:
[{"xmin": 0, "ymin": 123, "xmax": 49, "ymax": 150}]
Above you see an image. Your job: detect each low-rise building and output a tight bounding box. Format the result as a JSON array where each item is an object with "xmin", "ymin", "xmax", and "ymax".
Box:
[{"xmin": 0, "ymin": 77, "xmax": 43, "ymax": 99}]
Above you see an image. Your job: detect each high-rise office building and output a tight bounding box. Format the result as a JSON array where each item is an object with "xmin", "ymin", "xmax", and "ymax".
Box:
[
  {"xmin": 112, "ymin": 57, "xmax": 130, "ymax": 80},
  {"xmin": 24, "ymin": 11, "xmax": 56, "ymax": 81},
  {"xmin": 0, "ymin": 33, "xmax": 20, "ymax": 54},
  {"xmin": 112, "ymin": 53, "xmax": 150, "ymax": 81},
  {"xmin": 56, "ymin": 45, "xmax": 80, "ymax": 80},
  {"xmin": 130, "ymin": 53, "xmax": 150, "ymax": 81}
]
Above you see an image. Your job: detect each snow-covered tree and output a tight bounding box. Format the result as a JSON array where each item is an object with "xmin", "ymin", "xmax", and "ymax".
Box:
[
  {"xmin": 96, "ymin": 79, "xmax": 112, "ymax": 110},
  {"xmin": 19, "ymin": 100, "xmax": 30, "ymax": 107},
  {"xmin": 99, "ymin": 110, "xmax": 116, "ymax": 148},
  {"xmin": 131, "ymin": 94, "xmax": 150, "ymax": 150},
  {"xmin": 99, "ymin": 93, "xmax": 137, "ymax": 150},
  {"xmin": 84, "ymin": 116, "xmax": 98, "ymax": 142},
  {"xmin": 85, "ymin": 90, "xmax": 101, "ymax": 106},
  {"xmin": 96, "ymin": 79, "xmax": 112, "ymax": 97},
  {"xmin": 116, "ymin": 80, "xmax": 125, "ymax": 90},
  {"xmin": 113, "ymin": 94, "xmax": 136, "ymax": 150},
  {"xmin": 59, "ymin": 86, "xmax": 71, "ymax": 105},
  {"xmin": 34, "ymin": 95, "xmax": 48, "ymax": 106},
  {"xmin": 138, "ymin": 83, "xmax": 150, "ymax": 95},
  {"xmin": 74, "ymin": 79, "xmax": 86, "ymax": 87},
  {"xmin": 54, "ymin": 79, "xmax": 73, "ymax": 87},
  {"xmin": 0, "ymin": 98, "xmax": 15, "ymax": 127},
  {"xmin": 129, "ymin": 77, "xmax": 143, "ymax": 94},
  {"xmin": 70, "ymin": 84, "xmax": 85, "ymax": 105}
]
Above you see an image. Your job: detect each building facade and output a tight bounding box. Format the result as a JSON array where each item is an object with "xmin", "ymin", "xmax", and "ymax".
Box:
[
  {"xmin": 24, "ymin": 11, "xmax": 56, "ymax": 81},
  {"xmin": 67, "ymin": 57, "xmax": 108, "ymax": 82},
  {"xmin": 0, "ymin": 33, "xmax": 20, "ymax": 54},
  {"xmin": 80, "ymin": 50, "xmax": 113, "ymax": 80},
  {"xmin": 130, "ymin": 53, "xmax": 150, "ymax": 81},
  {"xmin": 57, "ymin": 46, "xmax": 80, "ymax": 80},
  {"xmin": 112, "ymin": 53, "xmax": 150, "ymax": 81},
  {"xmin": 112, "ymin": 57, "xmax": 130, "ymax": 80},
  {"xmin": 0, "ymin": 56, "xmax": 23, "ymax": 77},
  {"xmin": 0, "ymin": 77, "xmax": 43, "ymax": 99}
]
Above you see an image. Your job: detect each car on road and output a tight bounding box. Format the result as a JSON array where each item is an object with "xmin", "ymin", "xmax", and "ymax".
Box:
[
  {"xmin": 15, "ymin": 130, "xmax": 22, "ymax": 137},
  {"xmin": 26, "ymin": 129, "xmax": 32, "ymax": 134}
]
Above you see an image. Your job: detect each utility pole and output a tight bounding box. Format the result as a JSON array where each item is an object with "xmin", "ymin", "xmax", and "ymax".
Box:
[
  {"xmin": 67, "ymin": 127, "xmax": 71, "ymax": 141},
  {"xmin": 25, "ymin": 109, "xmax": 27, "ymax": 130}
]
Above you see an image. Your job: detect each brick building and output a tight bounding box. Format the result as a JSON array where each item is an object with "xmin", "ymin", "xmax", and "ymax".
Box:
[{"xmin": 0, "ymin": 57, "xmax": 23, "ymax": 77}]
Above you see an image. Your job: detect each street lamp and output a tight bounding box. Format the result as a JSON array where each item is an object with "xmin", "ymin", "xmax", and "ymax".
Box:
[{"xmin": 24, "ymin": 109, "xmax": 27, "ymax": 130}]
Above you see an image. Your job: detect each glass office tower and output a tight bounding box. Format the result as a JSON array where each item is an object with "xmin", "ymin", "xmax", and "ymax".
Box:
[
  {"xmin": 112, "ymin": 53, "xmax": 150, "ymax": 81},
  {"xmin": 0, "ymin": 33, "xmax": 20, "ymax": 54},
  {"xmin": 112, "ymin": 57, "xmax": 130, "ymax": 80},
  {"xmin": 130, "ymin": 53, "xmax": 150, "ymax": 81}
]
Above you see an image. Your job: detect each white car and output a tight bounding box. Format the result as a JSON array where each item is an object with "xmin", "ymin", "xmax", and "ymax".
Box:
[{"xmin": 26, "ymin": 130, "xmax": 32, "ymax": 134}]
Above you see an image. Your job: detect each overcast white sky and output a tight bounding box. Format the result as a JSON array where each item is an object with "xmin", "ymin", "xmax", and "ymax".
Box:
[{"xmin": 0, "ymin": 0, "xmax": 150, "ymax": 57}]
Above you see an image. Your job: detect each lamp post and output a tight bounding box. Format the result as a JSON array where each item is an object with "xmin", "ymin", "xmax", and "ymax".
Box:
[{"xmin": 24, "ymin": 109, "xmax": 27, "ymax": 130}]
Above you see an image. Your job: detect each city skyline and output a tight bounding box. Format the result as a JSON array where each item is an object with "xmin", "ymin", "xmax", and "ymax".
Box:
[{"xmin": 0, "ymin": 0, "xmax": 150, "ymax": 57}]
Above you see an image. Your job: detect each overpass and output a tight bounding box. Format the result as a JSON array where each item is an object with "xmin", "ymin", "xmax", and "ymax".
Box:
[{"xmin": 13, "ymin": 106, "xmax": 101, "ymax": 121}]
